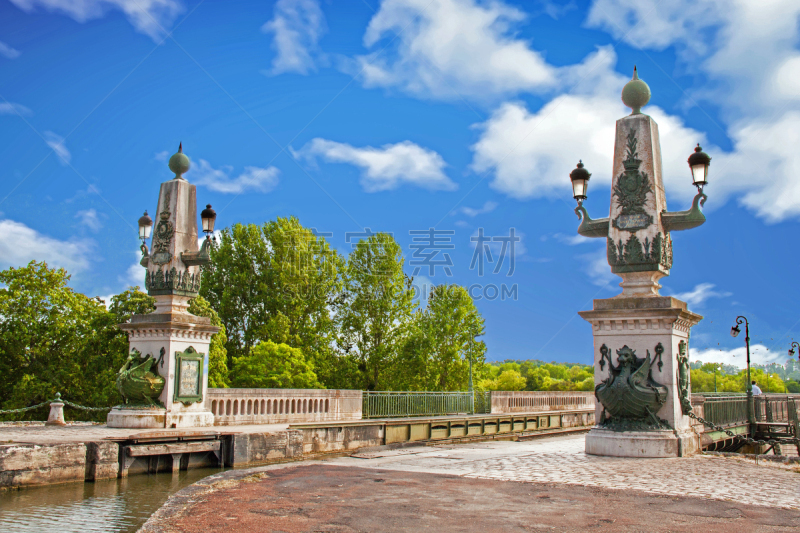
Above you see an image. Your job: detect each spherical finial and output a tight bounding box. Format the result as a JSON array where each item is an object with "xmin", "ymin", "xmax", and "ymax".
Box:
[
  {"xmin": 168, "ymin": 142, "xmax": 190, "ymax": 179},
  {"xmin": 621, "ymin": 66, "xmax": 651, "ymax": 115}
]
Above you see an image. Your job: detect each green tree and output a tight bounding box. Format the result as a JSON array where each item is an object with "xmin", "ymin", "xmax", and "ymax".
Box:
[
  {"xmin": 482, "ymin": 369, "xmax": 526, "ymax": 391},
  {"xmin": 395, "ymin": 284, "xmax": 487, "ymax": 391},
  {"xmin": 188, "ymin": 296, "xmax": 229, "ymax": 388},
  {"xmin": 200, "ymin": 217, "xmax": 345, "ymax": 386},
  {"xmin": 338, "ymin": 233, "xmax": 415, "ymax": 390},
  {"xmin": 231, "ymin": 340, "xmax": 321, "ymax": 389},
  {"xmin": 0, "ymin": 262, "xmax": 154, "ymax": 420}
]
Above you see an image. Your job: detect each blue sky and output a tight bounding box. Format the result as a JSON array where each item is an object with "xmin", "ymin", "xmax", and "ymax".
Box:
[{"xmin": 1, "ymin": 0, "xmax": 799, "ymax": 368}]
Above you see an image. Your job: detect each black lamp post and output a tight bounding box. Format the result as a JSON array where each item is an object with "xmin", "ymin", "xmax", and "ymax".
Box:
[
  {"xmin": 731, "ymin": 316, "xmax": 754, "ymax": 424},
  {"xmin": 468, "ymin": 352, "xmax": 474, "ymax": 415}
]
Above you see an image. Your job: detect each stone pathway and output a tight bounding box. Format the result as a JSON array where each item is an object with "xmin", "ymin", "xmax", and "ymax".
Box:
[{"xmin": 330, "ymin": 434, "xmax": 800, "ymax": 510}]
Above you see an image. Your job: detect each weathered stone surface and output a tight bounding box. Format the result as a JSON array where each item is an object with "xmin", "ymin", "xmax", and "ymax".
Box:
[
  {"xmin": 86, "ymin": 441, "xmax": 119, "ymax": 464},
  {"xmin": 85, "ymin": 462, "xmax": 119, "ymax": 481},
  {"xmin": 0, "ymin": 443, "xmax": 88, "ymax": 489},
  {"xmin": 231, "ymin": 431, "xmax": 304, "ymax": 466},
  {"xmin": 580, "ymin": 296, "xmax": 703, "ymax": 457},
  {"xmin": 0, "ymin": 443, "xmax": 86, "ymax": 471}
]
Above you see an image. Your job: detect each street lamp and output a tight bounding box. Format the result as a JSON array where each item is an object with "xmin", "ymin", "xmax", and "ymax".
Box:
[
  {"xmin": 468, "ymin": 352, "xmax": 474, "ymax": 415},
  {"xmin": 688, "ymin": 144, "xmax": 711, "ymax": 192},
  {"xmin": 200, "ymin": 204, "xmax": 216, "ymax": 238},
  {"xmin": 788, "ymin": 341, "xmax": 800, "ymax": 361},
  {"xmin": 570, "ymin": 161, "xmax": 591, "ymax": 206},
  {"xmin": 138, "ymin": 210, "xmax": 153, "ymax": 267},
  {"xmin": 138, "ymin": 210, "xmax": 152, "ymax": 242},
  {"xmin": 731, "ymin": 316, "xmax": 754, "ymax": 424}
]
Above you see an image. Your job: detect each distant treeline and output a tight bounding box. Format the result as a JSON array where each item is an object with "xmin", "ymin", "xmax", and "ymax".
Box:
[{"xmin": 479, "ymin": 359, "xmax": 594, "ymax": 392}]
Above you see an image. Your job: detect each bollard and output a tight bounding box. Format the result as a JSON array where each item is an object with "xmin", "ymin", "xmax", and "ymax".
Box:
[{"xmin": 46, "ymin": 393, "xmax": 66, "ymax": 426}]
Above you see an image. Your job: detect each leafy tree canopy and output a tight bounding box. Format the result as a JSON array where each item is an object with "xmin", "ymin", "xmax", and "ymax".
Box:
[{"xmin": 231, "ymin": 340, "xmax": 321, "ymax": 389}]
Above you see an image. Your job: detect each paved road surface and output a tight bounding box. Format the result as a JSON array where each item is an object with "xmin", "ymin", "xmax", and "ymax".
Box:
[{"xmin": 141, "ymin": 434, "xmax": 800, "ymax": 532}]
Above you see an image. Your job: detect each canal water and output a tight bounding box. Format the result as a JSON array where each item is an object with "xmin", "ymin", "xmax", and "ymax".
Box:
[{"xmin": 0, "ymin": 468, "xmax": 226, "ymax": 532}]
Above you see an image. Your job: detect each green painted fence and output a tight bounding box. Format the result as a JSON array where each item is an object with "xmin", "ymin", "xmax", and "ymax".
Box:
[
  {"xmin": 701, "ymin": 395, "xmax": 749, "ymax": 427},
  {"xmin": 362, "ymin": 391, "xmax": 491, "ymax": 419}
]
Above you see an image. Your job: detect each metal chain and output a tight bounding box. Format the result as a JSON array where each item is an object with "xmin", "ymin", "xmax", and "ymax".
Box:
[
  {"xmin": 0, "ymin": 399, "xmax": 52, "ymax": 415},
  {"xmin": 688, "ymin": 411, "xmax": 800, "ymax": 450},
  {"xmin": 60, "ymin": 399, "xmax": 111, "ymax": 411},
  {"xmin": 0, "ymin": 393, "xmax": 111, "ymax": 415}
]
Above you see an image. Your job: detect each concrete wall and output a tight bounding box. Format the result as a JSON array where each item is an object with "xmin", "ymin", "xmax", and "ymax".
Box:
[
  {"xmin": 491, "ymin": 391, "xmax": 595, "ymax": 414},
  {"xmin": 0, "ymin": 442, "xmax": 118, "ymax": 490},
  {"xmin": 208, "ymin": 389, "xmax": 362, "ymax": 425}
]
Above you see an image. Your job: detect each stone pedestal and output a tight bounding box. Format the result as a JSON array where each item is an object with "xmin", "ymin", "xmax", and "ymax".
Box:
[
  {"xmin": 579, "ymin": 296, "xmax": 703, "ymax": 457},
  {"xmin": 109, "ymin": 305, "xmax": 219, "ymax": 429},
  {"xmin": 46, "ymin": 401, "xmax": 66, "ymax": 426},
  {"xmin": 107, "ymin": 147, "xmax": 219, "ymax": 429}
]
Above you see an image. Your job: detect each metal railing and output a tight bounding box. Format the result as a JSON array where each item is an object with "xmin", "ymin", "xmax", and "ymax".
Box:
[
  {"xmin": 362, "ymin": 391, "xmax": 491, "ymax": 419},
  {"xmin": 754, "ymin": 395, "xmax": 799, "ymax": 423},
  {"xmin": 701, "ymin": 395, "xmax": 749, "ymax": 427}
]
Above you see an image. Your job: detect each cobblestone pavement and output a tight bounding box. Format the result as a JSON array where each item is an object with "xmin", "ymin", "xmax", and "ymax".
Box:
[{"xmin": 329, "ymin": 434, "xmax": 800, "ymax": 510}]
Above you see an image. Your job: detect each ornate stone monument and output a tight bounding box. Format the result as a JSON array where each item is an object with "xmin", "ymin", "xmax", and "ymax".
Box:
[
  {"xmin": 107, "ymin": 145, "xmax": 219, "ymax": 429},
  {"xmin": 570, "ymin": 68, "xmax": 711, "ymax": 457}
]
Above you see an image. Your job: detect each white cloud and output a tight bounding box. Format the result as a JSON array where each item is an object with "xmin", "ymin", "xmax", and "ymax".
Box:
[
  {"xmin": 0, "ymin": 41, "xmax": 20, "ymax": 59},
  {"xmin": 582, "ymin": 1, "xmax": 800, "ymax": 222},
  {"xmin": 262, "ymin": 0, "xmax": 326, "ymax": 75},
  {"xmin": 119, "ymin": 261, "xmax": 145, "ymax": 289},
  {"xmin": 293, "ymin": 138, "xmax": 456, "ymax": 192},
  {"xmin": 9, "ymin": 0, "xmax": 184, "ymax": 42},
  {"xmin": 75, "ymin": 208, "xmax": 104, "ymax": 232},
  {"xmin": 670, "ymin": 282, "xmax": 731, "ymax": 307},
  {"xmin": 468, "ymin": 44, "xmax": 800, "ymax": 222},
  {"xmin": 44, "ymin": 131, "xmax": 71, "ymax": 164},
  {"xmin": 553, "ymin": 233, "xmax": 591, "ymax": 246},
  {"xmin": 0, "ymin": 102, "xmax": 32, "ymax": 115},
  {"xmin": 456, "ymin": 201, "xmax": 497, "ymax": 217},
  {"xmin": 0, "ymin": 219, "xmax": 94, "ymax": 275},
  {"xmin": 154, "ymin": 150, "xmax": 169, "ymax": 161},
  {"xmin": 411, "ymin": 274, "xmax": 433, "ymax": 306},
  {"xmin": 691, "ymin": 344, "xmax": 784, "ymax": 369},
  {"xmin": 192, "ymin": 159, "xmax": 280, "ymax": 194},
  {"xmin": 581, "ymin": 245, "xmax": 615, "ymax": 287},
  {"xmin": 352, "ymin": 0, "xmax": 559, "ymax": 99}
]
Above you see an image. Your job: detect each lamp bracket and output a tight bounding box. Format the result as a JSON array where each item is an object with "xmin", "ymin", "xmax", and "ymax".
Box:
[
  {"xmin": 139, "ymin": 243, "xmax": 150, "ymax": 268},
  {"xmin": 661, "ymin": 191, "xmax": 707, "ymax": 233},
  {"xmin": 575, "ymin": 205, "xmax": 610, "ymax": 239},
  {"xmin": 180, "ymin": 237, "xmax": 212, "ymax": 267}
]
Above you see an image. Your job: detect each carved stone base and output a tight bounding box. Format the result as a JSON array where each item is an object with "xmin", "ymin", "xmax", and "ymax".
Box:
[
  {"xmin": 107, "ymin": 407, "xmax": 167, "ymax": 428},
  {"xmin": 616, "ymin": 271, "xmax": 666, "ymax": 297},
  {"xmin": 165, "ymin": 410, "xmax": 214, "ymax": 429},
  {"xmin": 585, "ymin": 427, "xmax": 699, "ymax": 457},
  {"xmin": 107, "ymin": 407, "xmax": 215, "ymax": 428}
]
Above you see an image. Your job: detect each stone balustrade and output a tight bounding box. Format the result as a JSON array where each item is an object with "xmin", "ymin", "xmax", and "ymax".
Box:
[
  {"xmin": 207, "ymin": 388, "xmax": 362, "ymax": 425},
  {"xmin": 491, "ymin": 391, "xmax": 595, "ymax": 414}
]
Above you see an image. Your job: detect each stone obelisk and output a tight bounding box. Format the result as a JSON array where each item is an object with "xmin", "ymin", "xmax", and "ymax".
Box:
[
  {"xmin": 108, "ymin": 145, "xmax": 219, "ymax": 429},
  {"xmin": 575, "ymin": 69, "xmax": 706, "ymax": 457}
]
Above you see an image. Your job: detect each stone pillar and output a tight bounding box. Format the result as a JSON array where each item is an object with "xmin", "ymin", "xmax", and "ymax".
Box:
[
  {"xmin": 574, "ymin": 69, "xmax": 707, "ymax": 457},
  {"xmin": 108, "ymin": 145, "xmax": 219, "ymax": 429},
  {"xmin": 579, "ymin": 298, "xmax": 702, "ymax": 457},
  {"xmin": 46, "ymin": 397, "xmax": 66, "ymax": 426}
]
